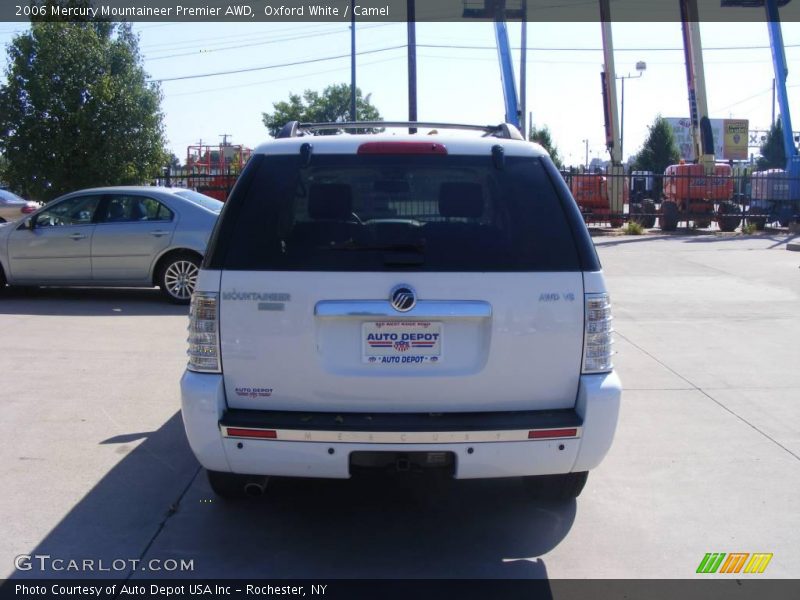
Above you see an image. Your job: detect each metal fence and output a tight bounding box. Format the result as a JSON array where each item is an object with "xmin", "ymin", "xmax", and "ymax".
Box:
[
  {"xmin": 156, "ymin": 170, "xmax": 239, "ymax": 203},
  {"xmin": 157, "ymin": 166, "xmax": 800, "ymax": 231},
  {"xmin": 561, "ymin": 169, "xmax": 800, "ymax": 230}
]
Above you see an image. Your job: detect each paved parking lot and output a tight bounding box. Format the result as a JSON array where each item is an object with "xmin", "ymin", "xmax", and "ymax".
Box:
[{"xmin": 1, "ymin": 232, "xmax": 798, "ymax": 579}]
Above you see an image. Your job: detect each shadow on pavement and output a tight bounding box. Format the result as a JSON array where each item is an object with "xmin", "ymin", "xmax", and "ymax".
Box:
[
  {"xmin": 681, "ymin": 232, "xmax": 798, "ymax": 246},
  {"xmin": 10, "ymin": 410, "xmax": 574, "ymax": 580},
  {"xmin": 0, "ymin": 287, "xmax": 187, "ymax": 317},
  {"xmin": 10, "ymin": 412, "xmax": 200, "ymax": 580},
  {"xmin": 593, "ymin": 230, "xmax": 797, "ymax": 248},
  {"xmin": 151, "ymin": 474, "xmax": 570, "ymax": 579}
]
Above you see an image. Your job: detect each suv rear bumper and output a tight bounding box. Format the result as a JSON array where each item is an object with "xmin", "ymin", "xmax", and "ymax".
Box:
[{"xmin": 180, "ymin": 370, "xmax": 621, "ymax": 479}]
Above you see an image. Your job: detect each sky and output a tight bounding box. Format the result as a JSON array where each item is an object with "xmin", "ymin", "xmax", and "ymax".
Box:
[{"xmin": 0, "ymin": 18, "xmax": 798, "ymax": 168}]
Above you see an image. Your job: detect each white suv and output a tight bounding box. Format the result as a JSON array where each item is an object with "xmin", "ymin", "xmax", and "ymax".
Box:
[{"xmin": 180, "ymin": 122, "xmax": 621, "ymax": 501}]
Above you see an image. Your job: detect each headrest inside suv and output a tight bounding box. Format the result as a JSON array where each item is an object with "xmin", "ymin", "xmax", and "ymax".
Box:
[
  {"xmin": 308, "ymin": 183, "xmax": 353, "ymax": 220},
  {"xmin": 439, "ymin": 182, "xmax": 484, "ymax": 219}
]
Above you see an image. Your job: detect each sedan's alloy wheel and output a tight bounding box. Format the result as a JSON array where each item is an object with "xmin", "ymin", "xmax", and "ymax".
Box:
[{"xmin": 164, "ymin": 259, "xmax": 198, "ymax": 300}]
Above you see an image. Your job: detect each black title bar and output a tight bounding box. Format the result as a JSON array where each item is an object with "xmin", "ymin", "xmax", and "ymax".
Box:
[{"xmin": 3, "ymin": 579, "xmax": 800, "ymax": 600}]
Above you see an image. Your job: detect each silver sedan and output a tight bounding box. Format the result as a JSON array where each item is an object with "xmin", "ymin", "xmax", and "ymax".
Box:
[{"xmin": 0, "ymin": 186, "xmax": 222, "ymax": 303}]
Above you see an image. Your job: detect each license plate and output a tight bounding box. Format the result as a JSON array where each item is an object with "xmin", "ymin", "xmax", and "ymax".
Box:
[{"xmin": 362, "ymin": 321, "xmax": 442, "ymax": 364}]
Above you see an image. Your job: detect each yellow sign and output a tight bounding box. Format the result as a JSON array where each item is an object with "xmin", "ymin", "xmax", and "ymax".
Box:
[{"xmin": 723, "ymin": 119, "xmax": 749, "ymax": 160}]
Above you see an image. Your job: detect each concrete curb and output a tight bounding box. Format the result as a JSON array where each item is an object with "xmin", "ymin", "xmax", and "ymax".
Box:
[{"xmin": 787, "ymin": 242, "xmax": 800, "ymax": 252}]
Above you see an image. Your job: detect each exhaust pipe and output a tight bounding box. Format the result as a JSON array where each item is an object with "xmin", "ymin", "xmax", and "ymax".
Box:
[{"xmin": 243, "ymin": 476, "xmax": 269, "ymax": 497}]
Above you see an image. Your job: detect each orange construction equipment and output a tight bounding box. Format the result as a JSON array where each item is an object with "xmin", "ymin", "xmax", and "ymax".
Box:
[
  {"xmin": 585, "ymin": 0, "xmax": 654, "ymax": 228},
  {"xmin": 662, "ymin": 162, "xmax": 737, "ymax": 230},
  {"xmin": 663, "ymin": 162, "xmax": 733, "ymax": 201},
  {"xmin": 186, "ymin": 142, "xmax": 252, "ymax": 202},
  {"xmin": 570, "ymin": 172, "xmax": 629, "ymax": 227},
  {"xmin": 659, "ymin": 0, "xmax": 741, "ymax": 231}
]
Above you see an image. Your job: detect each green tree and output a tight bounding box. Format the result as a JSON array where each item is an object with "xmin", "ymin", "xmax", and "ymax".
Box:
[
  {"xmin": 633, "ymin": 116, "xmax": 681, "ymax": 199},
  {"xmin": 168, "ymin": 153, "xmax": 182, "ymax": 170},
  {"xmin": 528, "ymin": 124, "xmax": 563, "ymax": 169},
  {"xmin": 262, "ymin": 83, "xmax": 382, "ymax": 137},
  {"xmin": 756, "ymin": 118, "xmax": 786, "ymax": 170},
  {"xmin": 0, "ymin": 18, "xmax": 167, "ymax": 200}
]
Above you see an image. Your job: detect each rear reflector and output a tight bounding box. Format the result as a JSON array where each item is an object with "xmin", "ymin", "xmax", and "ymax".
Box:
[
  {"xmin": 357, "ymin": 142, "xmax": 448, "ymax": 155},
  {"xmin": 226, "ymin": 428, "xmax": 277, "ymax": 439},
  {"xmin": 528, "ymin": 428, "xmax": 578, "ymax": 439}
]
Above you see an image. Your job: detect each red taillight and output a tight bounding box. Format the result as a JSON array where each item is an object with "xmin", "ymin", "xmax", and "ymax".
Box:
[
  {"xmin": 21, "ymin": 205, "xmax": 36, "ymax": 214},
  {"xmin": 357, "ymin": 142, "xmax": 448, "ymax": 155},
  {"xmin": 226, "ymin": 428, "xmax": 277, "ymax": 439},
  {"xmin": 528, "ymin": 428, "xmax": 578, "ymax": 439}
]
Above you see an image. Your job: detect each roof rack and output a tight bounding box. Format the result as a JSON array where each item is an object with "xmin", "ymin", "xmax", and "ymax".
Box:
[{"xmin": 275, "ymin": 121, "xmax": 524, "ymax": 141}]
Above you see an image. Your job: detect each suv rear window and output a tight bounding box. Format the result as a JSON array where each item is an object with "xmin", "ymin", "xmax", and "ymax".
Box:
[{"xmin": 216, "ymin": 154, "xmax": 583, "ymax": 272}]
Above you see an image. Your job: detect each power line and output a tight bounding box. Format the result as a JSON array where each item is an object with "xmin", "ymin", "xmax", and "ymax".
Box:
[
  {"xmin": 146, "ymin": 23, "xmax": 395, "ymax": 61},
  {"xmin": 712, "ymin": 86, "xmax": 773, "ymax": 112},
  {"xmin": 149, "ymin": 39, "xmax": 800, "ymax": 85},
  {"xmin": 148, "ymin": 29, "xmax": 348, "ymax": 61},
  {"xmin": 711, "ymin": 83, "xmax": 800, "ymax": 113},
  {"xmin": 139, "ymin": 23, "xmax": 341, "ymax": 49},
  {"xmin": 417, "ymin": 42, "xmax": 800, "ymax": 52},
  {"xmin": 166, "ymin": 54, "xmax": 405, "ymax": 98},
  {"xmin": 143, "ymin": 24, "xmax": 350, "ymax": 54},
  {"xmin": 415, "ymin": 51, "xmax": 781, "ymax": 67},
  {"xmin": 150, "ymin": 45, "xmax": 407, "ymax": 83}
]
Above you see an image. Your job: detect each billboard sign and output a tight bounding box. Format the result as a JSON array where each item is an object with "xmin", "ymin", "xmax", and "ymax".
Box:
[
  {"xmin": 666, "ymin": 118, "xmax": 749, "ymax": 161},
  {"xmin": 722, "ymin": 120, "xmax": 749, "ymax": 160}
]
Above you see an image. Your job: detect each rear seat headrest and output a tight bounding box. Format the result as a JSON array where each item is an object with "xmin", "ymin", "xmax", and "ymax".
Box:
[
  {"xmin": 308, "ymin": 184, "xmax": 353, "ymax": 220},
  {"xmin": 439, "ymin": 182, "xmax": 484, "ymax": 219}
]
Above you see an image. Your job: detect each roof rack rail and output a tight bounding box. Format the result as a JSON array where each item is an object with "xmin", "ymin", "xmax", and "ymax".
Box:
[{"xmin": 276, "ymin": 121, "xmax": 524, "ymax": 141}]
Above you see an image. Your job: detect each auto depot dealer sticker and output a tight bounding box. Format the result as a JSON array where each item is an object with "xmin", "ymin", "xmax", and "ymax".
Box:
[{"xmin": 362, "ymin": 321, "xmax": 442, "ymax": 364}]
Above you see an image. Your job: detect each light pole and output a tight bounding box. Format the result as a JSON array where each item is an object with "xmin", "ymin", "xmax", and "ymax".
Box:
[{"xmin": 618, "ymin": 61, "xmax": 646, "ymax": 164}]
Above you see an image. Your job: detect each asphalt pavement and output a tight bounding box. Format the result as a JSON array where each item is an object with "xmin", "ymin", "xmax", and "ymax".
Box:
[{"xmin": 1, "ymin": 232, "xmax": 798, "ymax": 579}]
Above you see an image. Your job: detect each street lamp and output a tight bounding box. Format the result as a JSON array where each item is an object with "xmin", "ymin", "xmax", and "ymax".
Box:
[
  {"xmin": 617, "ymin": 60, "xmax": 646, "ymax": 164},
  {"xmin": 581, "ymin": 138, "xmax": 589, "ymax": 169}
]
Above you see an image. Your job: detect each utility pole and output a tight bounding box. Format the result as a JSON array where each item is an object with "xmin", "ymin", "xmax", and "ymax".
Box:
[
  {"xmin": 350, "ymin": 0, "xmax": 357, "ymax": 125},
  {"xmin": 407, "ymin": 0, "xmax": 418, "ymax": 133}
]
